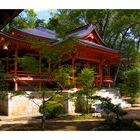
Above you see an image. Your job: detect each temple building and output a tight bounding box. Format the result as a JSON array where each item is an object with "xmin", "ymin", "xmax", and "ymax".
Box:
[{"xmin": 0, "ymin": 23, "xmax": 123, "ymax": 91}]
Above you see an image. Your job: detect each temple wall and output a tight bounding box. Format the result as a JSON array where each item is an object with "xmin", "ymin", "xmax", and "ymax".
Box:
[
  {"xmin": 8, "ymin": 93, "xmax": 42, "ymax": 116},
  {"xmin": 0, "ymin": 92, "xmax": 8, "ymax": 115},
  {"xmin": 0, "ymin": 91, "xmax": 76, "ymax": 116}
]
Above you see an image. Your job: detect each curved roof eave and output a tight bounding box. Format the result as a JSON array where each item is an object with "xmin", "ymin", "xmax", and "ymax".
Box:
[
  {"xmin": 9, "ymin": 27, "xmax": 61, "ymax": 41},
  {"xmin": 67, "ymin": 24, "xmax": 96, "ymax": 38},
  {"xmin": 79, "ymin": 39, "xmax": 122, "ymax": 56}
]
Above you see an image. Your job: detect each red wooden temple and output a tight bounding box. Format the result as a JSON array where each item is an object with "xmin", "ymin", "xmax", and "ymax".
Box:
[{"xmin": 0, "ymin": 23, "xmax": 123, "ymax": 91}]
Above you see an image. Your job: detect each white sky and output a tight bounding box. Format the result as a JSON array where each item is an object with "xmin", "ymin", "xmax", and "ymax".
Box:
[{"xmin": 35, "ymin": 9, "xmax": 54, "ymax": 22}]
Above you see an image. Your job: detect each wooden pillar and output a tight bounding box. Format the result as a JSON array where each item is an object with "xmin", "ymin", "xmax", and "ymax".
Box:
[
  {"xmin": 14, "ymin": 81, "xmax": 18, "ymax": 91},
  {"xmin": 72, "ymin": 57, "xmax": 75, "ymax": 84},
  {"xmin": 48, "ymin": 58, "xmax": 51, "ymax": 73},
  {"xmin": 6, "ymin": 50, "xmax": 9, "ymax": 74},
  {"xmin": 14, "ymin": 47, "xmax": 18, "ymax": 91},
  {"xmin": 39, "ymin": 50, "xmax": 42, "ymax": 90},
  {"xmin": 99, "ymin": 61, "xmax": 103, "ymax": 87},
  {"xmin": 107, "ymin": 61, "xmax": 111, "ymax": 88},
  {"xmin": 95, "ymin": 63, "xmax": 99, "ymax": 87},
  {"xmin": 107, "ymin": 61, "xmax": 110, "ymax": 77},
  {"xmin": 6, "ymin": 50, "xmax": 9, "ymax": 90}
]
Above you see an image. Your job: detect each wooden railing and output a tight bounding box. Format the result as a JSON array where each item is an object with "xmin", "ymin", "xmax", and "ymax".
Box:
[{"xmin": 6, "ymin": 71, "xmax": 54, "ymax": 82}]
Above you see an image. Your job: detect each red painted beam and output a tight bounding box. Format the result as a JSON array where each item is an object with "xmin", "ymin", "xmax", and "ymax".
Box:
[
  {"xmin": 76, "ymin": 55, "xmax": 100, "ymax": 63},
  {"xmin": 76, "ymin": 45, "xmax": 122, "ymax": 58}
]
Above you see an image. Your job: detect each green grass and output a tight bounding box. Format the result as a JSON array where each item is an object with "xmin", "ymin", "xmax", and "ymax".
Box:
[{"xmin": 72, "ymin": 113, "xmax": 93, "ymax": 120}]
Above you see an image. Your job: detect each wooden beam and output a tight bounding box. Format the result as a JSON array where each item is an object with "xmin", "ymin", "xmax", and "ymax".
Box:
[
  {"xmin": 76, "ymin": 45, "xmax": 121, "ymax": 58},
  {"xmin": 76, "ymin": 55, "xmax": 100, "ymax": 63}
]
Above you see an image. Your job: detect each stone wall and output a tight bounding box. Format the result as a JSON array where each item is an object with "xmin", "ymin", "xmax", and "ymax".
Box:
[
  {"xmin": 0, "ymin": 91, "xmax": 42, "ymax": 116},
  {"xmin": 0, "ymin": 91, "xmax": 76, "ymax": 116},
  {"xmin": 0, "ymin": 92, "xmax": 8, "ymax": 115},
  {"xmin": 8, "ymin": 93, "xmax": 42, "ymax": 116}
]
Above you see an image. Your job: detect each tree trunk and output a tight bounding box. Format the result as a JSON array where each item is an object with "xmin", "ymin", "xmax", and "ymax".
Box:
[
  {"xmin": 113, "ymin": 64, "xmax": 120, "ymax": 85},
  {"xmin": 86, "ymin": 96, "xmax": 89, "ymax": 114}
]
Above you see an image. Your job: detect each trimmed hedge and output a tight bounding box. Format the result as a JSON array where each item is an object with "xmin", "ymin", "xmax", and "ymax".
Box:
[{"xmin": 39, "ymin": 101, "xmax": 64, "ymax": 119}]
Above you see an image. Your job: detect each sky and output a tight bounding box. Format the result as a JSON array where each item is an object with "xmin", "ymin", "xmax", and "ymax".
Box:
[{"xmin": 34, "ymin": 9, "xmax": 56, "ymax": 22}]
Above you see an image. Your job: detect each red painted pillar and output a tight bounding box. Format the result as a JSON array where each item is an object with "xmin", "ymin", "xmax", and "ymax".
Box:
[
  {"xmin": 72, "ymin": 57, "xmax": 75, "ymax": 84},
  {"xmin": 95, "ymin": 63, "xmax": 99, "ymax": 87},
  {"xmin": 107, "ymin": 61, "xmax": 110, "ymax": 77},
  {"xmin": 14, "ymin": 47, "xmax": 18, "ymax": 91},
  {"xmin": 6, "ymin": 50, "xmax": 9, "ymax": 90},
  {"xmin": 99, "ymin": 62, "xmax": 103, "ymax": 87},
  {"xmin": 107, "ymin": 61, "xmax": 111, "ymax": 88}
]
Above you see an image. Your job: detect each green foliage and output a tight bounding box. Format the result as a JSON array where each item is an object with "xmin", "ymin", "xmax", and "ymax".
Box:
[
  {"xmin": 48, "ymin": 9, "xmax": 140, "ymax": 81},
  {"xmin": 0, "ymin": 80, "xmax": 6, "ymax": 91},
  {"xmin": 73, "ymin": 113, "xmax": 93, "ymax": 120},
  {"xmin": 18, "ymin": 56, "xmax": 40, "ymax": 73},
  {"xmin": 39, "ymin": 101, "xmax": 64, "ymax": 119},
  {"xmin": 3, "ymin": 9, "xmax": 39, "ymax": 32},
  {"xmin": 75, "ymin": 68, "xmax": 96, "ymax": 114},
  {"xmin": 53, "ymin": 65, "xmax": 72, "ymax": 89},
  {"xmin": 77, "ymin": 68, "xmax": 96, "ymax": 88},
  {"xmin": 51, "ymin": 92, "xmax": 69, "ymax": 103},
  {"xmin": 13, "ymin": 91, "xmax": 26, "ymax": 96},
  {"xmin": 0, "ymin": 91, "xmax": 8, "ymax": 100},
  {"xmin": 117, "ymin": 83, "xmax": 128, "ymax": 96},
  {"xmin": 94, "ymin": 96, "xmax": 127, "ymax": 120},
  {"xmin": 124, "ymin": 69, "xmax": 140, "ymax": 97},
  {"xmin": 75, "ymin": 95, "xmax": 92, "ymax": 113}
]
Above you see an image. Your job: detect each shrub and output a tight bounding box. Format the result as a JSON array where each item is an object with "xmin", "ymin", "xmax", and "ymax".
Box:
[
  {"xmin": 92, "ymin": 96, "xmax": 127, "ymax": 120},
  {"xmin": 39, "ymin": 101, "xmax": 64, "ymax": 119},
  {"xmin": 125, "ymin": 69, "xmax": 140, "ymax": 97},
  {"xmin": 117, "ymin": 83, "xmax": 128, "ymax": 96},
  {"xmin": 75, "ymin": 68, "xmax": 96, "ymax": 114},
  {"xmin": 75, "ymin": 95, "xmax": 90, "ymax": 113},
  {"xmin": 77, "ymin": 68, "xmax": 96, "ymax": 88},
  {"xmin": 53, "ymin": 65, "xmax": 72, "ymax": 89}
]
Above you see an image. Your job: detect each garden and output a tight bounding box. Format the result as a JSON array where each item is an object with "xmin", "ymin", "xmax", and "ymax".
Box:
[{"xmin": 0, "ymin": 9, "xmax": 140, "ymax": 131}]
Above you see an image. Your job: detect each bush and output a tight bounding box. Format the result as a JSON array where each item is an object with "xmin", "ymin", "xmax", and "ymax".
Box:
[
  {"xmin": 117, "ymin": 83, "xmax": 128, "ymax": 96},
  {"xmin": 53, "ymin": 65, "xmax": 72, "ymax": 89},
  {"xmin": 75, "ymin": 95, "xmax": 90, "ymax": 113},
  {"xmin": 93, "ymin": 96, "xmax": 127, "ymax": 120},
  {"xmin": 39, "ymin": 101, "xmax": 64, "ymax": 119},
  {"xmin": 125, "ymin": 69, "xmax": 140, "ymax": 97}
]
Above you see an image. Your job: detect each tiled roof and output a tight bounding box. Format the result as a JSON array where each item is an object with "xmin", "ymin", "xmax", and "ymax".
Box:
[
  {"xmin": 67, "ymin": 24, "xmax": 96, "ymax": 38},
  {"xmin": 20, "ymin": 26, "xmax": 57, "ymax": 40},
  {"xmin": 79, "ymin": 39, "xmax": 121, "ymax": 54}
]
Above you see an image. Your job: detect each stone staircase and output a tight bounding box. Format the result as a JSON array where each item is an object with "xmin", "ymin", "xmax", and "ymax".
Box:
[{"xmin": 94, "ymin": 88, "xmax": 131, "ymax": 113}]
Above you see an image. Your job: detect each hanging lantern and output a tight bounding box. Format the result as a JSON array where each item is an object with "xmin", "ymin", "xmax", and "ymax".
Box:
[{"xmin": 3, "ymin": 42, "xmax": 9, "ymax": 50}]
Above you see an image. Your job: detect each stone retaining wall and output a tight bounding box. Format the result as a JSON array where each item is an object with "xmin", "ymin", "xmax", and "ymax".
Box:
[
  {"xmin": 0, "ymin": 92, "xmax": 8, "ymax": 115},
  {"xmin": 0, "ymin": 91, "xmax": 76, "ymax": 116}
]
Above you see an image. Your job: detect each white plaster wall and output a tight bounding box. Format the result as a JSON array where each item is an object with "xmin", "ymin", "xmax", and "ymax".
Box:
[{"xmin": 8, "ymin": 92, "xmax": 42, "ymax": 116}]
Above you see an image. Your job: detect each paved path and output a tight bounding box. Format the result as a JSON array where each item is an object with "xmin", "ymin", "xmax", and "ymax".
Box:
[
  {"xmin": 123, "ymin": 106, "xmax": 140, "ymax": 120},
  {"xmin": 1, "ymin": 106, "xmax": 140, "ymax": 130}
]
